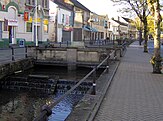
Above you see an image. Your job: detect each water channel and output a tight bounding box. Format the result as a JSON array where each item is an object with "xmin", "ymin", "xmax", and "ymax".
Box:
[{"xmin": 0, "ymin": 66, "xmax": 104, "ymax": 121}]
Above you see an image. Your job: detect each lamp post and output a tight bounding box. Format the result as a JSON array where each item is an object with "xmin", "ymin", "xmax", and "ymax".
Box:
[
  {"xmin": 32, "ymin": 0, "xmax": 39, "ymax": 47},
  {"xmin": 90, "ymin": 19, "xmax": 94, "ymax": 41}
]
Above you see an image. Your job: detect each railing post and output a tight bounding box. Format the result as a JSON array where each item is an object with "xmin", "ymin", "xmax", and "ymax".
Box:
[
  {"xmin": 59, "ymin": 42, "xmax": 61, "ymax": 47},
  {"xmin": 92, "ymin": 68, "xmax": 96, "ymax": 95},
  {"xmin": 120, "ymin": 48, "xmax": 122, "ymax": 57},
  {"xmin": 114, "ymin": 49, "xmax": 117, "ymax": 61},
  {"xmin": 25, "ymin": 46, "xmax": 27, "ymax": 58},
  {"xmin": 11, "ymin": 47, "xmax": 15, "ymax": 61},
  {"xmin": 67, "ymin": 41, "xmax": 68, "ymax": 47},
  {"xmin": 35, "ymin": 47, "xmax": 38, "ymax": 60}
]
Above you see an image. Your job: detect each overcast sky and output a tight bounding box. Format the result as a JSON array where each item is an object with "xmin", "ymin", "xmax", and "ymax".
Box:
[{"xmin": 77, "ymin": 0, "xmax": 120, "ymax": 18}]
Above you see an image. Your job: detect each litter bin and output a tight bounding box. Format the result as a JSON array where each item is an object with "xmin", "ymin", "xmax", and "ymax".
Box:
[{"xmin": 19, "ymin": 39, "xmax": 25, "ymax": 47}]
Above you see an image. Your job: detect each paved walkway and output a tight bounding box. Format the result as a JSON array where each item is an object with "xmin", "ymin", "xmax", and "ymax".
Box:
[{"xmin": 94, "ymin": 41, "xmax": 163, "ymax": 121}]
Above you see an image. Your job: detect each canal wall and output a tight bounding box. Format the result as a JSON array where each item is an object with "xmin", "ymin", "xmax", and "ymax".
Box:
[
  {"xmin": 32, "ymin": 47, "xmax": 113, "ymax": 69},
  {"xmin": 35, "ymin": 47, "xmax": 108, "ymax": 62},
  {"xmin": 0, "ymin": 58, "xmax": 34, "ymax": 80}
]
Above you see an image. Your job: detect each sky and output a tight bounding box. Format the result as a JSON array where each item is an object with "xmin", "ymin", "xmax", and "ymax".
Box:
[{"xmin": 77, "ymin": 0, "xmax": 120, "ymax": 18}]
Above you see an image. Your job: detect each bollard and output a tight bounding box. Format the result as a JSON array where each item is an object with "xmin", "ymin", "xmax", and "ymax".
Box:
[
  {"xmin": 107, "ymin": 66, "xmax": 109, "ymax": 73},
  {"xmin": 92, "ymin": 68, "xmax": 96, "ymax": 95}
]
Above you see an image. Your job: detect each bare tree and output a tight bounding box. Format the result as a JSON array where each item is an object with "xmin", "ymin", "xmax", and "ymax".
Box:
[{"xmin": 111, "ymin": 0, "xmax": 150, "ymax": 52}]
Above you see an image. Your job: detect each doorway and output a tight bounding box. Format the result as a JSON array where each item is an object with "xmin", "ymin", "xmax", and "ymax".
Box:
[{"xmin": 8, "ymin": 26, "xmax": 15, "ymax": 44}]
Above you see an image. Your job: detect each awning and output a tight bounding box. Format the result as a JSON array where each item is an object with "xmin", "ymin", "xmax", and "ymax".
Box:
[
  {"xmin": 83, "ymin": 25, "xmax": 91, "ymax": 31},
  {"xmin": 90, "ymin": 27, "xmax": 98, "ymax": 32},
  {"xmin": 83, "ymin": 25, "xmax": 98, "ymax": 32}
]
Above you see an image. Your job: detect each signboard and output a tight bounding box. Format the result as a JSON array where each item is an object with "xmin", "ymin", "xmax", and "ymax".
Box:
[
  {"xmin": 63, "ymin": 25, "xmax": 73, "ymax": 31},
  {"xmin": 44, "ymin": 19, "xmax": 49, "ymax": 25},
  {"xmin": 8, "ymin": 19, "xmax": 18, "ymax": 26},
  {"xmin": 24, "ymin": 11, "xmax": 29, "ymax": 21}
]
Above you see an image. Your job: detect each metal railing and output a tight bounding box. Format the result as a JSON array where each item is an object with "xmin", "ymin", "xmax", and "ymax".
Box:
[
  {"xmin": 0, "ymin": 47, "xmax": 28, "ymax": 63},
  {"xmin": 33, "ymin": 48, "xmax": 122, "ymax": 121}
]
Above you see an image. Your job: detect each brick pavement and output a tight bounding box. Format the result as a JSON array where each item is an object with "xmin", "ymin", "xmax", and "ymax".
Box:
[{"xmin": 94, "ymin": 41, "xmax": 163, "ymax": 121}]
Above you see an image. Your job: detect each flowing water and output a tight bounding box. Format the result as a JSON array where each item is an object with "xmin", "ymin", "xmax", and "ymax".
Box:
[{"xmin": 0, "ymin": 66, "xmax": 103, "ymax": 121}]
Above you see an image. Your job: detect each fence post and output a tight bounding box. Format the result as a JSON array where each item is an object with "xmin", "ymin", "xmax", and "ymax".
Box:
[
  {"xmin": 11, "ymin": 47, "xmax": 15, "ymax": 61},
  {"xmin": 92, "ymin": 68, "xmax": 96, "ymax": 95}
]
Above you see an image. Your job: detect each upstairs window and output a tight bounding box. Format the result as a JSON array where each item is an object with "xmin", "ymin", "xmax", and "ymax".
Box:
[
  {"xmin": 42, "ymin": 0, "xmax": 48, "ymax": 8},
  {"xmin": 26, "ymin": 0, "xmax": 31, "ymax": 4},
  {"xmin": 62, "ymin": 14, "xmax": 65, "ymax": 24}
]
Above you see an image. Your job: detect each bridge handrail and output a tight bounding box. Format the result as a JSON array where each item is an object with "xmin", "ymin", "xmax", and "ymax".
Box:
[
  {"xmin": 0, "ymin": 47, "xmax": 27, "ymax": 62},
  {"xmin": 33, "ymin": 51, "xmax": 115, "ymax": 121}
]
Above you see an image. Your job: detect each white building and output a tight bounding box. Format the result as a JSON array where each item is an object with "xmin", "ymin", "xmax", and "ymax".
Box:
[
  {"xmin": 0, "ymin": 1, "xmax": 49, "ymax": 46},
  {"xmin": 49, "ymin": 0, "xmax": 73, "ymax": 43}
]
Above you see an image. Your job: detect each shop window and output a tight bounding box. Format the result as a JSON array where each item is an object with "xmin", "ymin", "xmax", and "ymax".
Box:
[
  {"xmin": 26, "ymin": 22, "xmax": 32, "ymax": 32},
  {"xmin": 44, "ymin": 24, "xmax": 48, "ymax": 33}
]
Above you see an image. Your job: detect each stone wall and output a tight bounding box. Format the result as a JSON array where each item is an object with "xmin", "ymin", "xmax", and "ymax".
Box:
[
  {"xmin": 0, "ymin": 58, "xmax": 34, "ymax": 80},
  {"xmin": 35, "ymin": 48, "xmax": 103, "ymax": 63}
]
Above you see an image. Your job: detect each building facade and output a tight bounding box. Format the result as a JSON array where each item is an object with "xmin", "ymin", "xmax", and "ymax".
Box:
[
  {"xmin": 71, "ymin": 0, "xmax": 91, "ymax": 42},
  {"xmin": 0, "ymin": 0, "xmax": 49, "ymax": 46},
  {"xmin": 90, "ymin": 13, "xmax": 109, "ymax": 41},
  {"xmin": 49, "ymin": 0, "xmax": 74, "ymax": 43}
]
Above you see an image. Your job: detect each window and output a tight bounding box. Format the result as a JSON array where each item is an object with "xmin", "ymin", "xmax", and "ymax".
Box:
[
  {"xmin": 4, "ymin": 19, "xmax": 8, "ymax": 31},
  {"xmin": 62, "ymin": 14, "xmax": 65, "ymax": 23},
  {"xmin": 45, "ymin": 0, "xmax": 48, "ymax": 8},
  {"xmin": 44, "ymin": 25, "xmax": 48, "ymax": 33},
  {"xmin": 32, "ymin": 0, "xmax": 35, "ymax": 5},
  {"xmin": 42, "ymin": 0, "xmax": 48, "ymax": 8},
  {"xmin": 26, "ymin": 22, "xmax": 32, "ymax": 32},
  {"xmin": 26, "ymin": 0, "xmax": 31, "ymax": 4}
]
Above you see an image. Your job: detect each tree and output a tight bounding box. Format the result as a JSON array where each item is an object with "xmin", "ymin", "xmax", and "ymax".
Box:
[
  {"xmin": 111, "ymin": 0, "xmax": 150, "ymax": 52},
  {"xmin": 149, "ymin": 0, "xmax": 162, "ymax": 73},
  {"xmin": 132, "ymin": 17, "xmax": 143, "ymax": 45}
]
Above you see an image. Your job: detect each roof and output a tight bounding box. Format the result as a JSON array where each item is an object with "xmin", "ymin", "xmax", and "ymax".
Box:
[
  {"xmin": 71, "ymin": 0, "xmax": 91, "ymax": 12},
  {"xmin": 112, "ymin": 19, "xmax": 128, "ymax": 26}
]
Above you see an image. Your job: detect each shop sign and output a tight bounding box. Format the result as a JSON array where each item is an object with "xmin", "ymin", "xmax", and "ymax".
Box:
[
  {"xmin": 44, "ymin": 19, "xmax": 48, "ymax": 25},
  {"xmin": 24, "ymin": 11, "xmax": 29, "ymax": 21},
  {"xmin": 63, "ymin": 25, "xmax": 73, "ymax": 31},
  {"xmin": 8, "ymin": 19, "xmax": 18, "ymax": 26},
  {"xmin": 27, "ymin": 17, "xmax": 32, "ymax": 23},
  {"xmin": 34, "ymin": 18, "xmax": 41, "ymax": 23}
]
